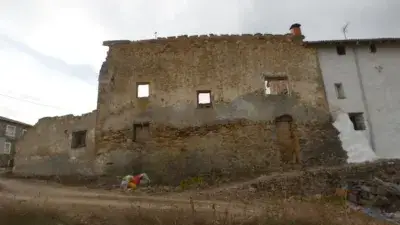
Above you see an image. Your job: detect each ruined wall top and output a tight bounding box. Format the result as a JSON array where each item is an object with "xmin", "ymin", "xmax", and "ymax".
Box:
[
  {"xmin": 103, "ymin": 33, "xmax": 299, "ymax": 47},
  {"xmin": 35, "ymin": 110, "xmax": 97, "ymax": 126}
]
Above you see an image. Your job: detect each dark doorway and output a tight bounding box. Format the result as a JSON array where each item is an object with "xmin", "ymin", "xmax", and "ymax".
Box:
[{"xmin": 275, "ymin": 115, "xmax": 300, "ymax": 164}]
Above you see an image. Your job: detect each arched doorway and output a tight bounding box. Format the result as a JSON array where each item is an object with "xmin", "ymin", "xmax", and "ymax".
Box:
[{"xmin": 274, "ymin": 115, "xmax": 300, "ymax": 164}]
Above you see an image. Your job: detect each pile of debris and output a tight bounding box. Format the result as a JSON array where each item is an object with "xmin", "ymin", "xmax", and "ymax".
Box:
[{"xmin": 338, "ymin": 177, "xmax": 400, "ymax": 224}]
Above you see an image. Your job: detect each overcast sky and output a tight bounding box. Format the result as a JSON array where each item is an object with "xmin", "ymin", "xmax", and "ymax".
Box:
[{"xmin": 0, "ymin": 0, "xmax": 399, "ymax": 125}]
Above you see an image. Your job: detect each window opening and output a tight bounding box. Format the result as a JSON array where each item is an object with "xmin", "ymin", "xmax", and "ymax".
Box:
[
  {"xmin": 369, "ymin": 44, "xmax": 377, "ymax": 53},
  {"xmin": 264, "ymin": 77, "xmax": 289, "ymax": 95},
  {"xmin": 133, "ymin": 123, "xmax": 150, "ymax": 142},
  {"xmin": 137, "ymin": 83, "xmax": 150, "ymax": 98},
  {"xmin": 334, "ymin": 83, "xmax": 346, "ymax": 99},
  {"xmin": 197, "ymin": 90, "xmax": 212, "ymax": 108},
  {"xmin": 71, "ymin": 130, "xmax": 87, "ymax": 148},
  {"xmin": 336, "ymin": 45, "xmax": 346, "ymax": 55},
  {"xmin": 348, "ymin": 113, "xmax": 366, "ymax": 130}
]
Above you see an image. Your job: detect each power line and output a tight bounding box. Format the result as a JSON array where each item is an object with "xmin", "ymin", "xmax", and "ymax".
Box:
[{"xmin": 0, "ymin": 92, "xmax": 65, "ymax": 110}]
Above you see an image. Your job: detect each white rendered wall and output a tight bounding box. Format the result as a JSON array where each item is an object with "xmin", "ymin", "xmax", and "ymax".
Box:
[{"xmin": 317, "ymin": 43, "xmax": 400, "ymax": 158}]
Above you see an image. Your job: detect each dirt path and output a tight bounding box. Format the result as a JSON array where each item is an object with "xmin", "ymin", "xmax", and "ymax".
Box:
[
  {"xmin": 0, "ymin": 178, "xmax": 260, "ymax": 216},
  {"xmin": 0, "ymin": 165, "xmax": 329, "ymax": 204},
  {"xmin": 0, "ymin": 162, "xmax": 381, "ymax": 215}
]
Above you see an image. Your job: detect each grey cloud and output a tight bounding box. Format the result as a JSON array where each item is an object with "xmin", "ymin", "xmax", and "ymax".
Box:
[
  {"xmin": 85, "ymin": 0, "xmax": 400, "ymax": 41},
  {"xmin": 0, "ymin": 0, "xmax": 399, "ymax": 76},
  {"xmin": 3, "ymin": 0, "xmax": 400, "ymax": 42},
  {"xmin": 81, "ymin": 0, "xmax": 244, "ymax": 39},
  {"xmin": 237, "ymin": 0, "xmax": 400, "ymax": 40},
  {"xmin": 0, "ymin": 34, "xmax": 98, "ymax": 86}
]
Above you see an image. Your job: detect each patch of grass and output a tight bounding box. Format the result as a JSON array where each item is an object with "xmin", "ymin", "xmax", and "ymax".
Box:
[{"xmin": 179, "ymin": 176, "xmax": 205, "ymax": 190}]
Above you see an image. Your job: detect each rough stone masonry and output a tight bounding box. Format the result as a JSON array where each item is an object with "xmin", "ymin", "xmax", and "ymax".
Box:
[
  {"xmin": 13, "ymin": 26, "xmax": 347, "ymax": 185},
  {"xmin": 95, "ymin": 31, "xmax": 346, "ymax": 184},
  {"xmin": 13, "ymin": 111, "xmax": 97, "ymax": 176}
]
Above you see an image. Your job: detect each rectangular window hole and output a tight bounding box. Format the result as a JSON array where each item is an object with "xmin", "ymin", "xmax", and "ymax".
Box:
[
  {"xmin": 334, "ymin": 83, "xmax": 346, "ymax": 99},
  {"xmin": 336, "ymin": 45, "xmax": 346, "ymax": 55},
  {"xmin": 71, "ymin": 130, "xmax": 87, "ymax": 148},
  {"xmin": 5, "ymin": 125, "xmax": 16, "ymax": 137},
  {"xmin": 348, "ymin": 113, "xmax": 366, "ymax": 131},
  {"xmin": 137, "ymin": 82, "xmax": 150, "ymax": 98},
  {"xmin": 369, "ymin": 44, "xmax": 377, "ymax": 53},
  {"xmin": 3, "ymin": 142, "xmax": 11, "ymax": 154},
  {"xmin": 133, "ymin": 123, "xmax": 150, "ymax": 142},
  {"xmin": 264, "ymin": 77, "xmax": 289, "ymax": 95},
  {"xmin": 197, "ymin": 90, "xmax": 212, "ymax": 108}
]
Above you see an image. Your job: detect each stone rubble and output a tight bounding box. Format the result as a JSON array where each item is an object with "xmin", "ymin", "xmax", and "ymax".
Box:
[{"xmin": 341, "ymin": 177, "xmax": 400, "ymax": 224}]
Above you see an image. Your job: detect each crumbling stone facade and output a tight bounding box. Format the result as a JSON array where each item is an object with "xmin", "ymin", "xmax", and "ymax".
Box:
[
  {"xmin": 95, "ymin": 33, "xmax": 346, "ymax": 184},
  {"xmin": 13, "ymin": 111, "xmax": 97, "ymax": 176}
]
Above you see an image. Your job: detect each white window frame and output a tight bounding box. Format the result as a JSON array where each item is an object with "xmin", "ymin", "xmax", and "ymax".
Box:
[
  {"xmin": 3, "ymin": 142, "xmax": 11, "ymax": 154},
  {"xmin": 22, "ymin": 129, "xmax": 27, "ymax": 136},
  {"xmin": 5, "ymin": 125, "xmax": 16, "ymax": 137}
]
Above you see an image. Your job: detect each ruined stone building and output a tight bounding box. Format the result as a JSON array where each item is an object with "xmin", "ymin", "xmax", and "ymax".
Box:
[
  {"xmin": 305, "ymin": 38, "xmax": 400, "ymax": 159},
  {"xmin": 13, "ymin": 24, "xmax": 346, "ymax": 184},
  {"xmin": 14, "ymin": 112, "xmax": 96, "ymax": 176}
]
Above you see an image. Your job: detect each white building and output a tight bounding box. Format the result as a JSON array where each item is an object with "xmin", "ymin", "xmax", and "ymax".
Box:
[{"xmin": 305, "ymin": 38, "xmax": 400, "ymax": 159}]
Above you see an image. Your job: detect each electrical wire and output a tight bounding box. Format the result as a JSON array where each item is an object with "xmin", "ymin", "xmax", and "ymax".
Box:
[{"xmin": 0, "ymin": 92, "xmax": 65, "ymax": 110}]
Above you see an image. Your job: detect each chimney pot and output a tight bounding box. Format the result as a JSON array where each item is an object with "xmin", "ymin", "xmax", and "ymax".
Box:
[{"xmin": 290, "ymin": 23, "xmax": 302, "ymax": 36}]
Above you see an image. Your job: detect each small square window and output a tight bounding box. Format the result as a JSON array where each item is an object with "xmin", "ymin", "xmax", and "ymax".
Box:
[
  {"xmin": 369, "ymin": 44, "xmax": 377, "ymax": 53},
  {"xmin": 197, "ymin": 90, "xmax": 212, "ymax": 108},
  {"xmin": 264, "ymin": 77, "xmax": 289, "ymax": 95},
  {"xmin": 3, "ymin": 142, "xmax": 11, "ymax": 154},
  {"xmin": 336, "ymin": 45, "xmax": 346, "ymax": 55},
  {"xmin": 133, "ymin": 123, "xmax": 150, "ymax": 142},
  {"xmin": 137, "ymin": 83, "xmax": 150, "ymax": 98},
  {"xmin": 348, "ymin": 112, "xmax": 366, "ymax": 131},
  {"xmin": 71, "ymin": 130, "xmax": 87, "ymax": 148},
  {"xmin": 5, "ymin": 125, "xmax": 16, "ymax": 137},
  {"xmin": 334, "ymin": 83, "xmax": 346, "ymax": 99}
]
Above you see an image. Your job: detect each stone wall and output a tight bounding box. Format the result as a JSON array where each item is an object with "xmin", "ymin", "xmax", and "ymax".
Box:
[
  {"xmin": 13, "ymin": 111, "xmax": 97, "ymax": 176},
  {"xmin": 196, "ymin": 159, "xmax": 400, "ymax": 201},
  {"xmin": 95, "ymin": 34, "xmax": 346, "ymax": 184}
]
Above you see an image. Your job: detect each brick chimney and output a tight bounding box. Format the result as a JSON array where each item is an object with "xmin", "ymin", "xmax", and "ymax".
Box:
[
  {"xmin": 290, "ymin": 23, "xmax": 301, "ymax": 35},
  {"xmin": 289, "ymin": 23, "xmax": 305, "ymax": 41}
]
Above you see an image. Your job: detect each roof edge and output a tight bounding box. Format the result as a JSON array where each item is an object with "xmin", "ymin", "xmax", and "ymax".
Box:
[
  {"xmin": 304, "ymin": 38, "xmax": 400, "ymax": 46},
  {"xmin": 103, "ymin": 40, "xmax": 131, "ymax": 46},
  {"xmin": 0, "ymin": 116, "xmax": 33, "ymax": 127},
  {"xmin": 102, "ymin": 33, "xmax": 297, "ymax": 47}
]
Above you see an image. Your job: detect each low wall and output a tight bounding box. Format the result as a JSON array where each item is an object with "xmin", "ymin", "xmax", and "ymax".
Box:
[
  {"xmin": 13, "ymin": 111, "xmax": 97, "ymax": 176},
  {"xmin": 196, "ymin": 159, "xmax": 400, "ymax": 201}
]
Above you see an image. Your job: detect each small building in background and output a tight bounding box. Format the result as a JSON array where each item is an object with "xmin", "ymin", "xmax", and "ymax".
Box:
[{"xmin": 0, "ymin": 116, "xmax": 32, "ymax": 168}]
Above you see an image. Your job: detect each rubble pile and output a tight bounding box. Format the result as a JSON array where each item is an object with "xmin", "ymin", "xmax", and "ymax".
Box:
[{"xmin": 343, "ymin": 177, "xmax": 400, "ymax": 224}]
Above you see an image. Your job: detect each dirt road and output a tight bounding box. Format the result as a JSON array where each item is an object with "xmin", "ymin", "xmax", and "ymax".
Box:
[
  {"xmin": 0, "ymin": 165, "xmax": 345, "ymax": 213},
  {"xmin": 0, "ymin": 178, "xmax": 260, "ymax": 216}
]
